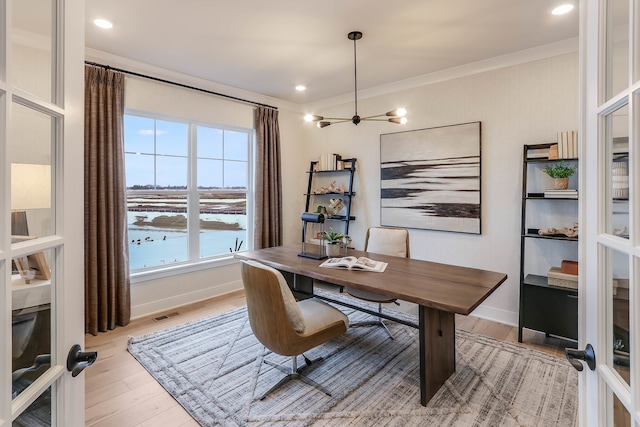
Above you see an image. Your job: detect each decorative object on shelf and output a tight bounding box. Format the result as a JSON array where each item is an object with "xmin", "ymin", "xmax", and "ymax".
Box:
[
  {"xmin": 543, "ymin": 161, "xmax": 577, "ymax": 190},
  {"xmin": 326, "ymin": 198, "xmax": 344, "ymax": 216},
  {"xmin": 538, "ymin": 222, "xmax": 579, "ymax": 238},
  {"xmin": 547, "ymin": 266, "xmax": 578, "ymax": 289},
  {"xmin": 312, "ymin": 180, "xmax": 346, "ymax": 194},
  {"xmin": 380, "ymin": 122, "xmax": 481, "ymax": 234},
  {"xmin": 613, "ymin": 226, "xmax": 628, "ymax": 237},
  {"xmin": 303, "ymin": 31, "xmax": 407, "ymax": 129},
  {"xmin": 322, "ymin": 227, "xmax": 348, "ymax": 257},
  {"xmin": 15, "ymin": 252, "xmax": 51, "ymax": 282},
  {"xmin": 612, "ymin": 160, "xmax": 629, "ymax": 199}
]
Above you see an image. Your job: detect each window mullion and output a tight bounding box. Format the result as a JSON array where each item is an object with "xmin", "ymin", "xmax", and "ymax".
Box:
[{"xmin": 188, "ymin": 122, "xmax": 199, "ymax": 262}]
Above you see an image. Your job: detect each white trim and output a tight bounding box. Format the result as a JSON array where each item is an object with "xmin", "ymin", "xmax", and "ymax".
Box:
[
  {"xmin": 84, "ymin": 47, "xmax": 300, "ymax": 114},
  {"xmin": 130, "ymin": 279, "xmax": 243, "ymax": 320},
  {"xmin": 469, "ymin": 305, "xmax": 518, "ymax": 327},
  {"xmin": 130, "ymin": 255, "xmax": 240, "ymax": 283},
  {"xmin": 306, "ymin": 38, "xmax": 579, "ymax": 111}
]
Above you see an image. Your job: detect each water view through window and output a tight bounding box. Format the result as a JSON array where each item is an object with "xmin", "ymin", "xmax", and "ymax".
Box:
[{"xmin": 125, "ymin": 114, "xmax": 250, "ymax": 271}]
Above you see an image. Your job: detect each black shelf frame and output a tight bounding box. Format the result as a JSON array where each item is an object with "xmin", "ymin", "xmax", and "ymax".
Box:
[
  {"xmin": 303, "ymin": 158, "xmax": 357, "ymax": 240},
  {"xmin": 518, "ymin": 143, "xmax": 579, "ymax": 344}
]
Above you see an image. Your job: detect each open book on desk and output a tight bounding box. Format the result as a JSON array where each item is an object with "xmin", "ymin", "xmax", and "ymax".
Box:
[{"xmin": 319, "ymin": 256, "xmax": 387, "ymax": 272}]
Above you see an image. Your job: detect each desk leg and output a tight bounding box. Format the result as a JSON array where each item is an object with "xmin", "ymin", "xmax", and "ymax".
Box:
[
  {"xmin": 280, "ymin": 271, "xmax": 314, "ymax": 300},
  {"xmin": 418, "ymin": 305, "xmax": 455, "ymax": 406}
]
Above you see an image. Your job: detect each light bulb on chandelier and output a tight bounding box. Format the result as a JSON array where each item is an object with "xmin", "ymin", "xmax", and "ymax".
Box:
[{"xmin": 304, "ymin": 31, "xmax": 407, "ymax": 128}]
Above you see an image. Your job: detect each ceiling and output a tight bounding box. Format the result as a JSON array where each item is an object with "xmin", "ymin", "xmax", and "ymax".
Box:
[{"xmin": 84, "ymin": 0, "xmax": 579, "ymax": 106}]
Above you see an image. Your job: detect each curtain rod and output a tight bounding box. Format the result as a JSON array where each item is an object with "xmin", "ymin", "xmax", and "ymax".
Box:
[{"xmin": 84, "ymin": 61, "xmax": 278, "ymax": 110}]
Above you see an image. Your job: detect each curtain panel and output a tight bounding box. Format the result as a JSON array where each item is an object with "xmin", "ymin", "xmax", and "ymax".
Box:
[
  {"xmin": 254, "ymin": 107, "xmax": 283, "ymax": 249},
  {"xmin": 84, "ymin": 65, "xmax": 131, "ymax": 335}
]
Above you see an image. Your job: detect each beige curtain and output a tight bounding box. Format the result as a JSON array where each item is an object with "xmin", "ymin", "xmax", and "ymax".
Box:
[
  {"xmin": 254, "ymin": 107, "xmax": 282, "ymax": 249},
  {"xmin": 84, "ymin": 65, "xmax": 131, "ymax": 335}
]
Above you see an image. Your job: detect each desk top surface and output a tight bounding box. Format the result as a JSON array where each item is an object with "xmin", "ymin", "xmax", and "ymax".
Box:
[{"xmin": 235, "ymin": 244, "xmax": 507, "ymax": 315}]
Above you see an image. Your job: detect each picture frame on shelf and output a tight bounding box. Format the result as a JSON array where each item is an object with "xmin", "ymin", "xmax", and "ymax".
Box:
[{"xmin": 15, "ymin": 252, "xmax": 51, "ymax": 282}]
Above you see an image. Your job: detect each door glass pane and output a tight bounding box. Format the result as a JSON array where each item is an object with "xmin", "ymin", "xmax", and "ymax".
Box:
[
  {"xmin": 199, "ymin": 192, "xmax": 247, "ymax": 259},
  {"xmin": 11, "ymin": 0, "xmax": 54, "ymax": 102},
  {"xmin": 604, "ymin": 247, "xmax": 630, "ymax": 386},
  {"xmin": 12, "ymin": 387, "xmax": 51, "ymax": 426},
  {"xmin": 604, "ymin": 0, "xmax": 630, "ymax": 101},
  {"xmin": 11, "ymin": 102, "xmax": 54, "ymax": 239},
  {"xmin": 11, "ymin": 248, "xmax": 53, "ymax": 400},
  {"xmin": 127, "ymin": 194, "xmax": 188, "ymax": 269},
  {"xmin": 605, "ymin": 103, "xmax": 629, "ymax": 238},
  {"xmin": 612, "ymin": 390, "xmax": 631, "ymax": 426}
]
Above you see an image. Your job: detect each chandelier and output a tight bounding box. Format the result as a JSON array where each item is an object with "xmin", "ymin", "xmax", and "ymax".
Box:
[{"xmin": 304, "ymin": 31, "xmax": 407, "ymax": 128}]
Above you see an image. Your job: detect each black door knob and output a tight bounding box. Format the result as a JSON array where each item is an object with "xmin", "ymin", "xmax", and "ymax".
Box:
[
  {"xmin": 565, "ymin": 343, "xmax": 596, "ymax": 371},
  {"xmin": 66, "ymin": 344, "xmax": 98, "ymax": 377}
]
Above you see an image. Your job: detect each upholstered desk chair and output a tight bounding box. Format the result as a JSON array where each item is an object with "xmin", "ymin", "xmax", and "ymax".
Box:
[
  {"xmin": 345, "ymin": 226, "xmax": 410, "ymax": 339},
  {"xmin": 241, "ymin": 260, "xmax": 349, "ymax": 400}
]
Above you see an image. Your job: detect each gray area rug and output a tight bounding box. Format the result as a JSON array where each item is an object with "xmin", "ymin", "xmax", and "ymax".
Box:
[{"xmin": 128, "ymin": 290, "xmax": 578, "ymax": 426}]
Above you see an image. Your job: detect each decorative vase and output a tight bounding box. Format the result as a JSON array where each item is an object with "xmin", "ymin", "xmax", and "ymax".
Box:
[
  {"xmin": 326, "ymin": 242, "xmax": 341, "ymax": 257},
  {"xmin": 554, "ymin": 178, "xmax": 569, "ymax": 190}
]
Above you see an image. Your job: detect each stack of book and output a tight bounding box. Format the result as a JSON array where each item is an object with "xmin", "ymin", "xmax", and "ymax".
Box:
[
  {"xmin": 557, "ymin": 130, "xmax": 578, "ymax": 159},
  {"xmin": 547, "ymin": 260, "xmax": 578, "ymax": 289},
  {"xmin": 544, "ymin": 189, "xmax": 578, "ymax": 199},
  {"xmin": 316, "ymin": 153, "xmax": 343, "ymax": 171}
]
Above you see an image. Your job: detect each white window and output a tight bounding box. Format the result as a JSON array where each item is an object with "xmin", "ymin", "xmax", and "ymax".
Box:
[{"xmin": 124, "ymin": 112, "xmax": 251, "ymax": 272}]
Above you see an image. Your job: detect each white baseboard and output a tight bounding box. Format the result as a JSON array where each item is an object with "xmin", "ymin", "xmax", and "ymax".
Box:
[
  {"xmin": 131, "ymin": 280, "xmax": 243, "ymax": 320},
  {"xmin": 468, "ymin": 305, "xmax": 519, "ymax": 328}
]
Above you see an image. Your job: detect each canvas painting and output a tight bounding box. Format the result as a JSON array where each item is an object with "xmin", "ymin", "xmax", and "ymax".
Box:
[{"xmin": 380, "ymin": 121, "xmax": 481, "ymax": 234}]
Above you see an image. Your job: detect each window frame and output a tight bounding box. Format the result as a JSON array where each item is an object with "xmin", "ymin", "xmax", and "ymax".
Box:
[{"xmin": 124, "ymin": 109, "xmax": 253, "ymax": 280}]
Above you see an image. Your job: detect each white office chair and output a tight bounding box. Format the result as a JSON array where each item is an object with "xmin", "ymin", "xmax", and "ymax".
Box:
[{"xmin": 345, "ymin": 227, "xmax": 410, "ymax": 339}]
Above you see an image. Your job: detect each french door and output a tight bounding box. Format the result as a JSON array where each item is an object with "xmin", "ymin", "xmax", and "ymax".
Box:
[
  {"xmin": 1, "ymin": 0, "xmax": 85, "ymax": 425},
  {"xmin": 581, "ymin": 0, "xmax": 640, "ymax": 425}
]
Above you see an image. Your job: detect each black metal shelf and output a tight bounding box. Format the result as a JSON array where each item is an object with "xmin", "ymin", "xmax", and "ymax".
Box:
[
  {"xmin": 519, "ymin": 143, "xmax": 579, "ymax": 344},
  {"xmin": 303, "ymin": 158, "xmax": 357, "ymax": 240}
]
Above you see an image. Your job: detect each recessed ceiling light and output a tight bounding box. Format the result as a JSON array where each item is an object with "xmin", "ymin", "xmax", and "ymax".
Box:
[
  {"xmin": 93, "ymin": 18, "xmax": 113, "ymax": 29},
  {"xmin": 295, "ymin": 85, "xmax": 306, "ymax": 91},
  {"xmin": 552, "ymin": 4, "xmax": 574, "ymax": 15}
]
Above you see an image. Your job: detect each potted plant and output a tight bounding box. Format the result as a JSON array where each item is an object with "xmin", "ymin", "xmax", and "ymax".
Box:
[
  {"xmin": 543, "ymin": 161, "xmax": 577, "ymax": 189},
  {"xmin": 322, "ymin": 227, "xmax": 347, "ymax": 257}
]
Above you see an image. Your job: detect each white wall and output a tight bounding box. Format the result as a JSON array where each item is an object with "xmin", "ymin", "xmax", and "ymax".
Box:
[
  {"xmin": 87, "ymin": 47, "xmax": 579, "ymax": 326},
  {"xmin": 85, "ymin": 50, "xmax": 305, "ymax": 318},
  {"xmin": 298, "ymin": 51, "xmax": 579, "ymax": 325}
]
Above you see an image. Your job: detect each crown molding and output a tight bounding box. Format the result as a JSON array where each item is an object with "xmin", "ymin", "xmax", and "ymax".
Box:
[
  {"xmin": 84, "ymin": 48, "xmax": 301, "ymax": 113},
  {"xmin": 304, "ymin": 37, "xmax": 579, "ymax": 112}
]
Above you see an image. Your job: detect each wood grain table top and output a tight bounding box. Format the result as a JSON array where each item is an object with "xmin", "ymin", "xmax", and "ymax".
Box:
[{"xmin": 235, "ymin": 244, "xmax": 507, "ymax": 315}]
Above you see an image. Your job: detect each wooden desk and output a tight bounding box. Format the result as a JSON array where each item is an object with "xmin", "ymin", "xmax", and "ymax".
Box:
[{"xmin": 235, "ymin": 244, "xmax": 507, "ymax": 406}]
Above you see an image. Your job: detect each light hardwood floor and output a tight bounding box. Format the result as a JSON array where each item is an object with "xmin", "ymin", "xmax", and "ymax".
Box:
[{"xmin": 84, "ymin": 287, "xmax": 572, "ymax": 426}]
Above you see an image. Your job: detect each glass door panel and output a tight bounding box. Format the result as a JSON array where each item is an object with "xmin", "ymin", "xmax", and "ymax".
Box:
[
  {"xmin": 12, "ymin": 386, "xmax": 51, "ymax": 426},
  {"xmin": 604, "ymin": 0, "xmax": 630, "ymax": 102},
  {"xmin": 10, "ymin": 102, "xmax": 54, "ymax": 239},
  {"xmin": 604, "ymin": 247, "xmax": 631, "ymax": 386},
  {"xmin": 11, "ymin": 248, "xmax": 53, "ymax": 400},
  {"xmin": 10, "ymin": 0, "xmax": 54, "ymax": 102},
  {"xmin": 612, "ymin": 391, "xmax": 631, "ymax": 426},
  {"xmin": 604, "ymin": 103, "xmax": 629, "ymax": 238}
]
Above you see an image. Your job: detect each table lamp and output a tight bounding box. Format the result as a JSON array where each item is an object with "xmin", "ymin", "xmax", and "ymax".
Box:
[
  {"xmin": 11, "ymin": 163, "xmax": 51, "ymax": 236},
  {"xmin": 298, "ymin": 212, "xmax": 327, "ymax": 260}
]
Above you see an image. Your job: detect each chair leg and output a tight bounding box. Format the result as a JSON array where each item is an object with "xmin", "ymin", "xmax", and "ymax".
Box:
[
  {"xmin": 349, "ymin": 303, "xmax": 395, "ymax": 340},
  {"xmin": 259, "ymin": 354, "xmax": 332, "ymax": 400}
]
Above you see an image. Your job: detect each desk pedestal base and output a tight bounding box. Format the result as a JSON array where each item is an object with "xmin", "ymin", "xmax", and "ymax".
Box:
[{"xmin": 419, "ymin": 306, "xmax": 456, "ymax": 406}]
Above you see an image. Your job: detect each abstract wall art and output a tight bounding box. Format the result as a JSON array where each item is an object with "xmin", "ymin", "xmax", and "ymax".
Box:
[{"xmin": 380, "ymin": 121, "xmax": 481, "ymax": 234}]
